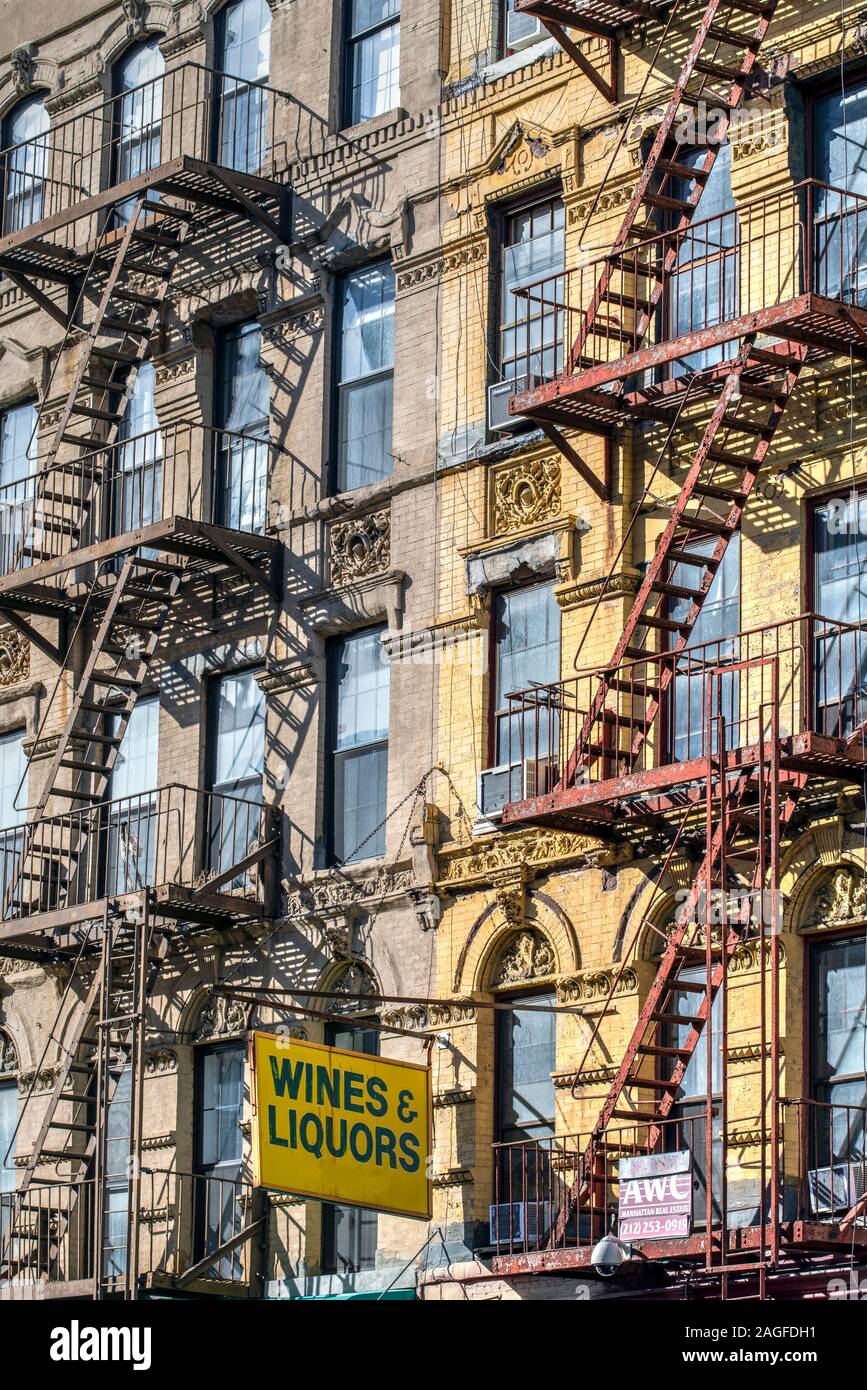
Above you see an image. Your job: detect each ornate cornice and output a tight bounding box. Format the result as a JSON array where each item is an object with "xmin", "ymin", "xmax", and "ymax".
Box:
[
  {"xmin": 554, "ymin": 1064, "xmax": 618, "ymax": 1089},
  {"xmin": 556, "ymin": 571, "xmax": 640, "ymax": 612},
  {"xmin": 432, "ymin": 1088, "xmax": 475, "ymax": 1109},
  {"xmin": 432, "ymin": 1167, "xmax": 474, "ymax": 1188},
  {"xmin": 556, "ymin": 964, "xmax": 639, "ymax": 1005},
  {"xmin": 436, "ymin": 827, "xmax": 627, "ymax": 893},
  {"xmin": 395, "ymin": 236, "xmax": 488, "ymax": 295}
]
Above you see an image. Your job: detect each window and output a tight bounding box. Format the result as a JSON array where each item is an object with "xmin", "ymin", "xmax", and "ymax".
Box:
[
  {"xmin": 321, "ymin": 1020, "xmax": 379, "ymax": 1273},
  {"xmin": 501, "ymin": 0, "xmax": 548, "ymax": 57},
  {"xmin": 0, "ymin": 728, "xmax": 26, "ymax": 900},
  {"xmin": 328, "ymin": 628, "xmax": 389, "ymax": 864},
  {"xmin": 492, "ymin": 583, "xmax": 560, "ymax": 773},
  {"xmin": 812, "ymin": 493, "xmax": 867, "ymax": 737},
  {"xmin": 1, "ymin": 94, "xmax": 48, "ymax": 233},
  {"xmin": 216, "ymin": 0, "xmax": 272, "ymax": 173},
  {"xmin": 114, "ymin": 362, "xmax": 163, "ymax": 542},
  {"xmin": 105, "ymin": 697, "xmax": 159, "ymax": 895},
  {"xmin": 112, "ymin": 38, "xmax": 165, "ymax": 224},
  {"xmin": 811, "ymin": 78, "xmax": 867, "ymax": 303},
  {"xmin": 102, "ymin": 1065, "xmax": 132, "ymax": 1278},
  {"xmin": 195, "ymin": 1043, "xmax": 246, "ymax": 1277},
  {"xmin": 810, "ymin": 934, "xmax": 867, "ymax": 1169},
  {"xmin": 668, "ymin": 144, "xmax": 738, "ymax": 374},
  {"xmin": 495, "ymin": 991, "xmax": 556, "ymax": 1205},
  {"xmin": 208, "ymin": 667, "xmax": 266, "ymax": 877},
  {"xmin": 0, "ymin": 400, "xmax": 36, "ymax": 574},
  {"xmin": 344, "ymin": 0, "xmax": 400, "ymax": 127},
  {"xmin": 335, "ymin": 263, "xmax": 395, "ymax": 492},
  {"xmin": 664, "ymin": 966, "xmax": 723, "ymax": 1228},
  {"xmin": 216, "ymin": 322, "xmax": 269, "ymax": 533},
  {"xmin": 498, "ymin": 196, "xmax": 565, "ymax": 390},
  {"xmin": 666, "ymin": 533, "xmax": 740, "ymax": 762}
]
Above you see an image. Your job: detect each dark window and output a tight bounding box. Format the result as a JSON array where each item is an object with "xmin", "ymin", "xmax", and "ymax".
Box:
[
  {"xmin": 328, "ymin": 628, "xmax": 389, "ymax": 864},
  {"xmin": 208, "ymin": 667, "xmax": 266, "ymax": 877},
  {"xmin": 216, "ymin": 0, "xmax": 272, "ymax": 172},
  {"xmin": 321, "ymin": 1020, "xmax": 379, "ymax": 1273},
  {"xmin": 498, "ymin": 196, "xmax": 564, "ymax": 389},
  {"xmin": 1, "ymin": 94, "xmax": 48, "ymax": 233},
  {"xmin": 811, "ymin": 78, "xmax": 867, "ymax": 303},
  {"xmin": 666, "ymin": 533, "xmax": 740, "ymax": 762},
  {"xmin": 216, "ymin": 322, "xmax": 269, "ymax": 533},
  {"xmin": 0, "ymin": 400, "xmax": 36, "ymax": 576},
  {"xmin": 111, "ymin": 38, "xmax": 164, "ymax": 224},
  {"xmin": 812, "ymin": 495, "xmax": 867, "ymax": 736},
  {"xmin": 668, "ymin": 144, "xmax": 738, "ymax": 374},
  {"xmin": 335, "ymin": 262, "xmax": 395, "ymax": 492},
  {"xmin": 195, "ymin": 1042, "xmax": 246, "ymax": 1277},
  {"xmin": 492, "ymin": 582, "xmax": 560, "ymax": 768},
  {"xmin": 344, "ymin": 0, "xmax": 400, "ymax": 128}
]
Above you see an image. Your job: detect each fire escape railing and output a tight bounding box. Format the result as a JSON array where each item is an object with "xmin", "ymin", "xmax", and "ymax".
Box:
[
  {"xmin": 0, "ymin": 782, "xmax": 276, "ymax": 923},
  {"xmin": 0, "ymin": 423, "xmax": 280, "ymax": 579},
  {"xmin": 0, "ymin": 61, "xmax": 292, "ymax": 241},
  {"xmin": 512, "ymin": 180, "xmax": 867, "ymax": 388},
  {"xmin": 504, "ymin": 613, "xmax": 867, "ymax": 793}
]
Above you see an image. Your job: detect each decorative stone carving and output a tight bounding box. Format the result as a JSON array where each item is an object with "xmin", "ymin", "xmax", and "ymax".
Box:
[
  {"xmin": 10, "ymin": 47, "xmax": 35, "ymax": 95},
  {"xmin": 380, "ymin": 999, "xmax": 476, "ymax": 1031},
  {"xmin": 196, "ymin": 993, "xmax": 249, "ymax": 1040},
  {"xmin": 804, "ymin": 866, "xmax": 867, "ymax": 928},
  {"xmin": 0, "ymin": 1029, "xmax": 18, "ymax": 1075},
  {"xmin": 556, "ymin": 966, "xmax": 639, "ymax": 1004},
  {"xmin": 554, "ymin": 1065, "xmax": 618, "ymax": 1089},
  {"xmin": 432, "ymin": 1168, "xmax": 474, "ymax": 1188},
  {"xmin": 408, "ymin": 888, "xmax": 441, "ymax": 933},
  {"xmin": 437, "ymin": 827, "xmax": 627, "ymax": 891},
  {"xmin": 491, "ymin": 456, "xmax": 561, "ymax": 536},
  {"xmin": 491, "ymin": 929, "xmax": 555, "ymax": 986},
  {"xmin": 556, "ymin": 571, "xmax": 640, "ymax": 612},
  {"xmin": 328, "ymin": 959, "xmax": 378, "ymax": 1015},
  {"xmin": 432, "ymin": 1088, "xmax": 475, "ymax": 1109},
  {"xmin": 143, "ymin": 1048, "xmax": 178, "ymax": 1076},
  {"xmin": 329, "ymin": 511, "xmax": 391, "ymax": 586},
  {"xmin": 122, "ymin": 0, "xmax": 148, "ymax": 37},
  {"xmin": 285, "ymin": 866, "xmax": 415, "ymax": 919}
]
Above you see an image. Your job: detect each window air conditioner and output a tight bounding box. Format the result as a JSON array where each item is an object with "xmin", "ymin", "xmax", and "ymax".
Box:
[
  {"xmin": 506, "ymin": 8, "xmax": 546, "ymax": 51},
  {"xmin": 489, "ymin": 1201, "xmax": 551, "ymax": 1247},
  {"xmin": 488, "ymin": 372, "xmax": 538, "ymax": 433},
  {"xmin": 478, "ymin": 759, "xmax": 554, "ymax": 821},
  {"xmin": 808, "ymin": 1160, "xmax": 867, "ymax": 1217}
]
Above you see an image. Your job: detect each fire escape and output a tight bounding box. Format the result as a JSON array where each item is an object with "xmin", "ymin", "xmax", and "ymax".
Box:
[
  {"xmin": 493, "ymin": 0, "xmax": 867, "ymax": 1291},
  {"xmin": 0, "ymin": 63, "xmax": 284, "ymax": 1299}
]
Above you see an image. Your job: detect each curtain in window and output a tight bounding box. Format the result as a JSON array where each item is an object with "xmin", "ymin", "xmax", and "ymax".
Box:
[
  {"xmin": 331, "ymin": 629, "xmax": 389, "ymax": 863},
  {"xmin": 337, "ymin": 263, "xmax": 395, "ymax": 491},
  {"xmin": 1, "ymin": 95, "xmax": 48, "ymax": 233},
  {"xmin": 812, "ymin": 80, "xmax": 867, "ymax": 305},
  {"xmin": 113, "ymin": 39, "xmax": 164, "ymax": 223},
  {"xmin": 102, "ymin": 1066, "xmax": 132, "ymax": 1278},
  {"xmin": 217, "ymin": 0, "xmax": 271, "ymax": 173},
  {"xmin": 218, "ymin": 324, "xmax": 269, "ymax": 533}
]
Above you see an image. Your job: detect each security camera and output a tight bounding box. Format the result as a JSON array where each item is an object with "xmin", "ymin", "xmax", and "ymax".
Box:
[{"xmin": 591, "ymin": 1233, "xmax": 631, "ymax": 1278}]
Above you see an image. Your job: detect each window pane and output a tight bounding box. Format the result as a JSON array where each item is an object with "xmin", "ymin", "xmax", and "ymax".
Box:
[
  {"xmin": 334, "ymin": 629, "xmax": 390, "ymax": 749},
  {"xmin": 500, "ymin": 198, "xmax": 565, "ymax": 383},
  {"xmin": 337, "ymin": 264, "xmax": 395, "ymax": 490},
  {"xmin": 0, "ymin": 1080, "xmax": 17, "ymax": 1195},
  {"xmin": 671, "ymin": 146, "xmax": 738, "ymax": 373},
  {"xmin": 349, "ymin": 23, "xmax": 400, "ymax": 124},
  {"xmin": 350, "ymin": 0, "xmax": 400, "ymax": 37},
  {"xmin": 200, "ymin": 1047, "xmax": 244, "ymax": 1169},
  {"xmin": 218, "ymin": 323, "xmax": 269, "ymax": 532},
  {"xmin": 218, "ymin": 0, "xmax": 272, "ymax": 172},
  {"xmin": 812, "ymin": 500, "xmax": 867, "ymax": 736},
  {"xmin": 331, "ymin": 629, "xmax": 389, "ymax": 863},
  {"xmin": 497, "ymin": 993, "xmax": 556, "ymax": 1135},
  {"xmin": 2, "ymin": 96, "xmax": 48, "ymax": 233},
  {"xmin": 494, "ymin": 584, "xmax": 560, "ymax": 765},
  {"xmin": 113, "ymin": 39, "xmax": 164, "ymax": 223},
  {"xmin": 106, "ymin": 699, "xmax": 159, "ymax": 895},
  {"xmin": 340, "ymin": 264, "xmax": 395, "ymax": 381},
  {"xmin": 338, "ymin": 375, "xmax": 393, "ymax": 490},
  {"xmin": 668, "ymin": 534, "xmax": 740, "ymax": 762},
  {"xmin": 333, "ymin": 743, "xmax": 388, "ymax": 862},
  {"xmin": 213, "ymin": 669, "xmax": 266, "ymax": 790},
  {"xmin": 115, "ymin": 362, "xmax": 163, "ymax": 539}
]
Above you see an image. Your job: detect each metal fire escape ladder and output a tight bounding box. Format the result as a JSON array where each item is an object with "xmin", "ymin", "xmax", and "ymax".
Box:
[
  {"xmin": 569, "ymin": 0, "xmax": 778, "ymax": 375},
  {"xmin": 562, "ymin": 339, "xmax": 805, "ymax": 787},
  {"xmin": 18, "ymin": 192, "xmax": 193, "ymax": 570},
  {"xmin": 0, "ymin": 904, "xmax": 166, "ymax": 1293},
  {"xmin": 2, "ymin": 555, "xmax": 183, "ymax": 922}
]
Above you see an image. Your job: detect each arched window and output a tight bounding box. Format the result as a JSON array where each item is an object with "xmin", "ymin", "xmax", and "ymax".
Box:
[
  {"xmin": 1, "ymin": 94, "xmax": 48, "ymax": 233},
  {"xmin": 112, "ymin": 37, "xmax": 165, "ymax": 222},
  {"xmin": 216, "ymin": 0, "xmax": 272, "ymax": 173}
]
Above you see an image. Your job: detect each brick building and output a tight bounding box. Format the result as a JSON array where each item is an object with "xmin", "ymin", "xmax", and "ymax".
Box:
[{"xmin": 0, "ymin": 0, "xmax": 867, "ymax": 1304}]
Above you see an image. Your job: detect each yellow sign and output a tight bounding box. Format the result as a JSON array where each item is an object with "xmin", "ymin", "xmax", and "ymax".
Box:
[{"xmin": 250, "ymin": 1032, "xmax": 431, "ymax": 1220}]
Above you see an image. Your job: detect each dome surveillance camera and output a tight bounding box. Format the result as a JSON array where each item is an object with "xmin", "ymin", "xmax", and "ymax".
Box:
[{"xmin": 591, "ymin": 1233, "xmax": 631, "ymax": 1278}]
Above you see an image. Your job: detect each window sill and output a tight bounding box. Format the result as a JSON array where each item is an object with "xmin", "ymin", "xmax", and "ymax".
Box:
[{"xmin": 339, "ymin": 106, "xmax": 408, "ymax": 142}]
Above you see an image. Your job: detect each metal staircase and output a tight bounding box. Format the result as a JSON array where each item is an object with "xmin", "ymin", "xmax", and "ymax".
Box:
[
  {"xmin": 1, "ymin": 904, "xmax": 164, "ymax": 1295},
  {"xmin": 20, "ymin": 192, "xmax": 192, "ymax": 569}
]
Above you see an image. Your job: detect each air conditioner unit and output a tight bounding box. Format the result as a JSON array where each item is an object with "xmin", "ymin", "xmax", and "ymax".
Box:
[
  {"xmin": 506, "ymin": 8, "xmax": 545, "ymax": 51},
  {"xmin": 489, "ymin": 1202, "xmax": 551, "ymax": 1247},
  {"xmin": 488, "ymin": 372, "xmax": 538, "ymax": 433},
  {"xmin": 478, "ymin": 759, "xmax": 554, "ymax": 821},
  {"xmin": 808, "ymin": 1161, "xmax": 867, "ymax": 1217}
]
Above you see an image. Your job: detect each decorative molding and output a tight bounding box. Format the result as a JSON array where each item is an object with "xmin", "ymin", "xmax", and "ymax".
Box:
[
  {"xmin": 727, "ymin": 1043, "xmax": 771, "ymax": 1065},
  {"xmin": 490, "ymin": 455, "xmax": 561, "ymax": 536},
  {"xmin": 803, "ymin": 865, "xmax": 867, "ymax": 929},
  {"xmin": 726, "ymin": 1127, "xmax": 769, "ymax": 1149},
  {"xmin": 144, "ymin": 1048, "xmax": 178, "ymax": 1076},
  {"xmin": 301, "ymin": 568, "xmax": 406, "ymax": 635},
  {"xmin": 556, "ymin": 571, "xmax": 640, "ymax": 612},
  {"xmin": 329, "ymin": 510, "xmax": 391, "ymax": 586},
  {"xmin": 432, "ymin": 1167, "xmax": 474, "ymax": 1188},
  {"xmin": 257, "ymin": 658, "xmax": 318, "ymax": 695},
  {"xmin": 491, "ymin": 929, "xmax": 556, "ymax": 987},
  {"xmin": 437, "ymin": 827, "xmax": 627, "ymax": 893},
  {"xmin": 154, "ymin": 354, "xmax": 196, "ymax": 386},
  {"xmin": 18, "ymin": 1065, "xmax": 59, "ymax": 1096},
  {"xmin": 395, "ymin": 237, "xmax": 488, "ymax": 295},
  {"xmin": 432, "ymin": 1088, "xmax": 475, "ymax": 1109},
  {"xmin": 557, "ymin": 965, "xmax": 639, "ymax": 1004},
  {"xmin": 328, "ymin": 959, "xmax": 379, "ymax": 1015},
  {"xmin": 380, "ymin": 999, "xmax": 476, "ymax": 1031},
  {"xmin": 0, "ymin": 628, "xmax": 28, "ymax": 687},
  {"xmin": 554, "ymin": 1064, "xmax": 618, "ymax": 1089},
  {"xmin": 142, "ymin": 1132, "xmax": 176, "ymax": 1151},
  {"xmin": 196, "ymin": 994, "xmax": 250, "ymax": 1041},
  {"xmin": 285, "ymin": 865, "xmax": 415, "ymax": 920},
  {"xmin": 0, "ymin": 1028, "xmax": 18, "ymax": 1075}
]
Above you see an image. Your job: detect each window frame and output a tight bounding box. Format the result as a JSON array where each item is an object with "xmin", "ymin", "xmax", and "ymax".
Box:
[
  {"xmin": 325, "ymin": 625, "xmax": 390, "ymax": 867},
  {"xmin": 1, "ymin": 93, "xmax": 49, "ymax": 235},
  {"xmin": 205, "ymin": 664, "xmax": 266, "ymax": 878},
  {"xmin": 488, "ymin": 578, "xmax": 561, "ymax": 770},
  {"xmin": 214, "ymin": 319, "xmax": 270, "ymax": 532},
  {"xmin": 341, "ymin": 0, "xmax": 401, "ymax": 129},
  {"xmin": 330, "ymin": 259, "xmax": 395, "ymax": 495},
  {"xmin": 493, "ymin": 187, "xmax": 565, "ymax": 401}
]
